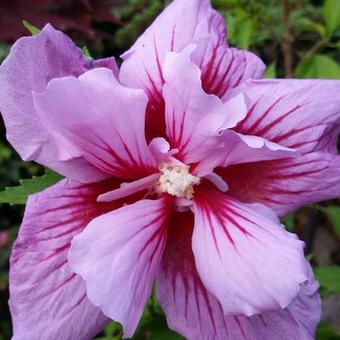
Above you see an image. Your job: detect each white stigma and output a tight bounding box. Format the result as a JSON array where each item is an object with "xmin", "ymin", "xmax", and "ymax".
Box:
[{"xmin": 155, "ymin": 164, "xmax": 200, "ymax": 199}]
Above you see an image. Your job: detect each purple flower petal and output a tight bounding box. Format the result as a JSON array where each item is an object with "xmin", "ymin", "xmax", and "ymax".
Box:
[
  {"xmin": 218, "ymin": 79, "xmax": 340, "ymax": 215},
  {"xmin": 120, "ymin": 0, "xmax": 220, "ymax": 96},
  {"xmin": 157, "ymin": 211, "xmax": 320, "ymax": 340},
  {"xmin": 34, "ymin": 68, "xmax": 157, "ymax": 180},
  {"xmin": 192, "ymin": 187, "xmax": 308, "ymax": 316},
  {"xmin": 162, "ymin": 46, "xmax": 295, "ymax": 176},
  {"xmin": 198, "ymin": 46, "xmax": 265, "ymax": 99},
  {"xmin": 219, "ymin": 151, "xmax": 340, "ymax": 216},
  {"xmin": 232, "ymin": 79, "xmax": 340, "ymax": 153},
  {"xmin": 0, "ymin": 24, "xmax": 118, "ymax": 183},
  {"xmin": 119, "ymin": 0, "xmax": 263, "ymax": 140},
  {"xmin": 9, "ymin": 178, "xmax": 122, "ymax": 340},
  {"xmin": 97, "ymin": 173, "xmax": 160, "ymax": 202},
  {"xmin": 68, "ymin": 197, "xmax": 173, "ymax": 337}
]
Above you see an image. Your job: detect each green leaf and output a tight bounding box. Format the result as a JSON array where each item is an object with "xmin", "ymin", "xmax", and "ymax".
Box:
[
  {"xmin": 282, "ymin": 213, "xmax": 294, "ymax": 231},
  {"xmin": 82, "ymin": 46, "xmax": 92, "ymax": 58},
  {"xmin": 0, "ymin": 142, "xmax": 11, "ymax": 161},
  {"xmin": 296, "ymin": 54, "xmax": 340, "ymax": 79},
  {"xmin": 323, "ymin": 0, "xmax": 340, "ymax": 35},
  {"xmin": 263, "ymin": 62, "xmax": 277, "ymax": 78},
  {"xmin": 319, "ymin": 205, "xmax": 340, "ymax": 235},
  {"xmin": 316, "ymin": 321, "xmax": 340, "ymax": 339},
  {"xmin": 234, "ymin": 16, "xmax": 255, "ymax": 49},
  {"xmin": 0, "ymin": 170, "xmax": 63, "ymax": 205},
  {"xmin": 315, "ymin": 266, "xmax": 340, "ymax": 294},
  {"xmin": 147, "ymin": 329, "xmax": 183, "ymax": 340},
  {"xmin": 294, "ymin": 17, "xmax": 327, "ymax": 37},
  {"xmin": 134, "ymin": 315, "xmax": 183, "ymax": 340},
  {"xmin": 22, "ymin": 21, "xmax": 41, "ymax": 35}
]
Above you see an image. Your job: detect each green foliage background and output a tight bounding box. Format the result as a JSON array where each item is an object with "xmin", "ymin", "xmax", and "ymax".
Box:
[{"xmin": 0, "ymin": 0, "xmax": 339, "ymax": 339}]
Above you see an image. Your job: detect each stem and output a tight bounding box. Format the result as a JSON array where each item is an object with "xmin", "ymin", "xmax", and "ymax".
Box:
[
  {"xmin": 281, "ymin": 0, "xmax": 293, "ymax": 78},
  {"xmin": 295, "ymin": 37, "xmax": 329, "ymax": 73}
]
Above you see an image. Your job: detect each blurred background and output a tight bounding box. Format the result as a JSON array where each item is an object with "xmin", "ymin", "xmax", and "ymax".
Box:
[{"xmin": 0, "ymin": 0, "xmax": 339, "ymax": 339}]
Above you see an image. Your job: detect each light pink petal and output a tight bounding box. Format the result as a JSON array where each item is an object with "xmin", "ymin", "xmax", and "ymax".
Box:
[
  {"xmin": 216, "ymin": 79, "xmax": 340, "ymax": 214},
  {"xmin": 193, "ymin": 129, "xmax": 297, "ymax": 176},
  {"xmin": 149, "ymin": 137, "xmax": 178, "ymax": 163},
  {"xmin": 120, "ymin": 0, "xmax": 263, "ymax": 140},
  {"xmin": 68, "ymin": 197, "xmax": 172, "ymax": 337},
  {"xmin": 0, "ymin": 24, "xmax": 117, "ymax": 183},
  {"xmin": 232, "ymin": 79, "xmax": 340, "ymax": 153},
  {"xmin": 93, "ymin": 57, "xmax": 119, "ymax": 77},
  {"xmin": 162, "ymin": 47, "xmax": 294, "ymax": 176},
  {"xmin": 33, "ymin": 68, "xmax": 157, "ymax": 180},
  {"xmin": 120, "ymin": 0, "xmax": 222, "ymax": 97},
  {"xmin": 192, "ymin": 187, "xmax": 308, "ymax": 316},
  {"xmin": 219, "ymin": 151, "xmax": 340, "ymax": 216},
  {"xmin": 198, "ymin": 44, "xmax": 265, "ymax": 99},
  {"xmin": 9, "ymin": 178, "xmax": 123, "ymax": 340},
  {"xmin": 97, "ymin": 173, "xmax": 160, "ymax": 202},
  {"xmin": 163, "ymin": 47, "xmax": 244, "ymax": 161},
  {"xmin": 157, "ymin": 211, "xmax": 320, "ymax": 340}
]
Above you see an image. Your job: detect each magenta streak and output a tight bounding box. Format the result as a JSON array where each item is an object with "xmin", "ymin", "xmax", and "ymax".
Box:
[
  {"xmin": 182, "ymin": 275, "xmax": 190, "ymax": 318},
  {"xmin": 254, "ymin": 105, "xmax": 302, "ymax": 136},
  {"xmin": 271, "ymin": 124, "xmax": 318, "ymax": 144},
  {"xmin": 36, "ymin": 226, "xmax": 83, "ymax": 243},
  {"xmin": 236, "ymin": 97, "xmax": 262, "ymax": 131},
  {"xmin": 234, "ymin": 316, "xmax": 246, "ymax": 338},
  {"xmin": 70, "ymin": 294, "xmax": 87, "ymax": 310},
  {"xmin": 193, "ymin": 278, "xmax": 203, "ymax": 325},
  {"xmin": 37, "ymin": 201, "xmax": 92, "ymax": 216},
  {"xmin": 172, "ymin": 273, "xmax": 178, "ymax": 307},
  {"xmin": 129, "ymin": 212, "xmax": 164, "ymax": 244},
  {"xmin": 256, "ymin": 196, "xmax": 283, "ymax": 205},
  {"xmin": 144, "ymin": 236, "xmax": 166, "ymax": 278},
  {"xmin": 268, "ymin": 187, "xmax": 314, "ymax": 195},
  {"xmin": 201, "ymin": 44, "xmax": 220, "ymax": 91},
  {"xmin": 235, "ymin": 54, "xmax": 248, "ymax": 87},
  {"xmin": 264, "ymin": 158, "xmax": 320, "ymax": 172},
  {"xmin": 138, "ymin": 226, "xmax": 165, "ymax": 257},
  {"xmin": 258, "ymin": 314, "xmax": 268, "ymax": 327},
  {"xmin": 210, "ymin": 50, "xmax": 235, "ymax": 96},
  {"xmin": 227, "ymin": 204, "xmax": 269, "ymax": 229},
  {"xmin": 37, "ymin": 273, "xmax": 76, "ymax": 300},
  {"xmin": 153, "ymin": 37, "xmax": 165, "ymax": 84},
  {"xmin": 51, "ymin": 193, "xmax": 97, "ymax": 200},
  {"xmin": 205, "ymin": 48, "xmax": 228, "ymax": 93},
  {"xmin": 203, "ymin": 205, "xmax": 225, "ymax": 255},
  {"xmin": 42, "ymin": 259, "xmax": 68, "ymax": 276},
  {"xmin": 40, "ymin": 243, "xmax": 72, "ymax": 261},
  {"xmin": 99, "ymin": 138, "xmax": 134, "ymax": 170},
  {"xmin": 223, "ymin": 202, "xmax": 267, "ymax": 233},
  {"xmin": 175, "ymin": 109, "xmax": 187, "ymax": 148},
  {"xmin": 289, "ymin": 138, "xmax": 320, "ymax": 149},
  {"xmin": 169, "ymin": 108, "xmax": 176, "ymax": 142},
  {"xmin": 145, "ymin": 69, "xmax": 163, "ymax": 103},
  {"xmin": 117, "ymin": 134, "xmax": 141, "ymax": 169},
  {"xmin": 221, "ymin": 210, "xmax": 254, "ymax": 238},
  {"xmin": 200, "ymin": 286, "xmax": 218, "ymax": 334},
  {"xmin": 170, "ymin": 24, "xmax": 177, "ymax": 51},
  {"xmin": 84, "ymin": 150, "xmax": 120, "ymax": 175},
  {"xmin": 264, "ymin": 166, "xmax": 329, "ymax": 180},
  {"xmin": 218, "ymin": 303, "xmax": 229, "ymax": 332},
  {"xmin": 34, "ymin": 214, "xmax": 83, "ymax": 235},
  {"xmin": 245, "ymin": 96, "xmax": 283, "ymax": 134}
]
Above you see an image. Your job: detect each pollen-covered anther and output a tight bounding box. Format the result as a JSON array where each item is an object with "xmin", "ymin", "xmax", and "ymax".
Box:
[{"xmin": 155, "ymin": 164, "xmax": 201, "ymax": 199}]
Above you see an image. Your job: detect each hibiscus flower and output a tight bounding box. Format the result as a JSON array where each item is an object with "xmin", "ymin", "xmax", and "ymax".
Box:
[{"xmin": 1, "ymin": 0, "xmax": 339, "ymax": 339}]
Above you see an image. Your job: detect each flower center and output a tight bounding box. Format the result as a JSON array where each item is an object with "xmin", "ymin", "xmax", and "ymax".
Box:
[{"xmin": 155, "ymin": 164, "xmax": 200, "ymax": 199}]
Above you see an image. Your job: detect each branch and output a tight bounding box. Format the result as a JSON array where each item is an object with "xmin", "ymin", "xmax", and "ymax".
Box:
[
  {"xmin": 281, "ymin": 0, "xmax": 293, "ymax": 78},
  {"xmin": 295, "ymin": 37, "xmax": 329, "ymax": 73}
]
